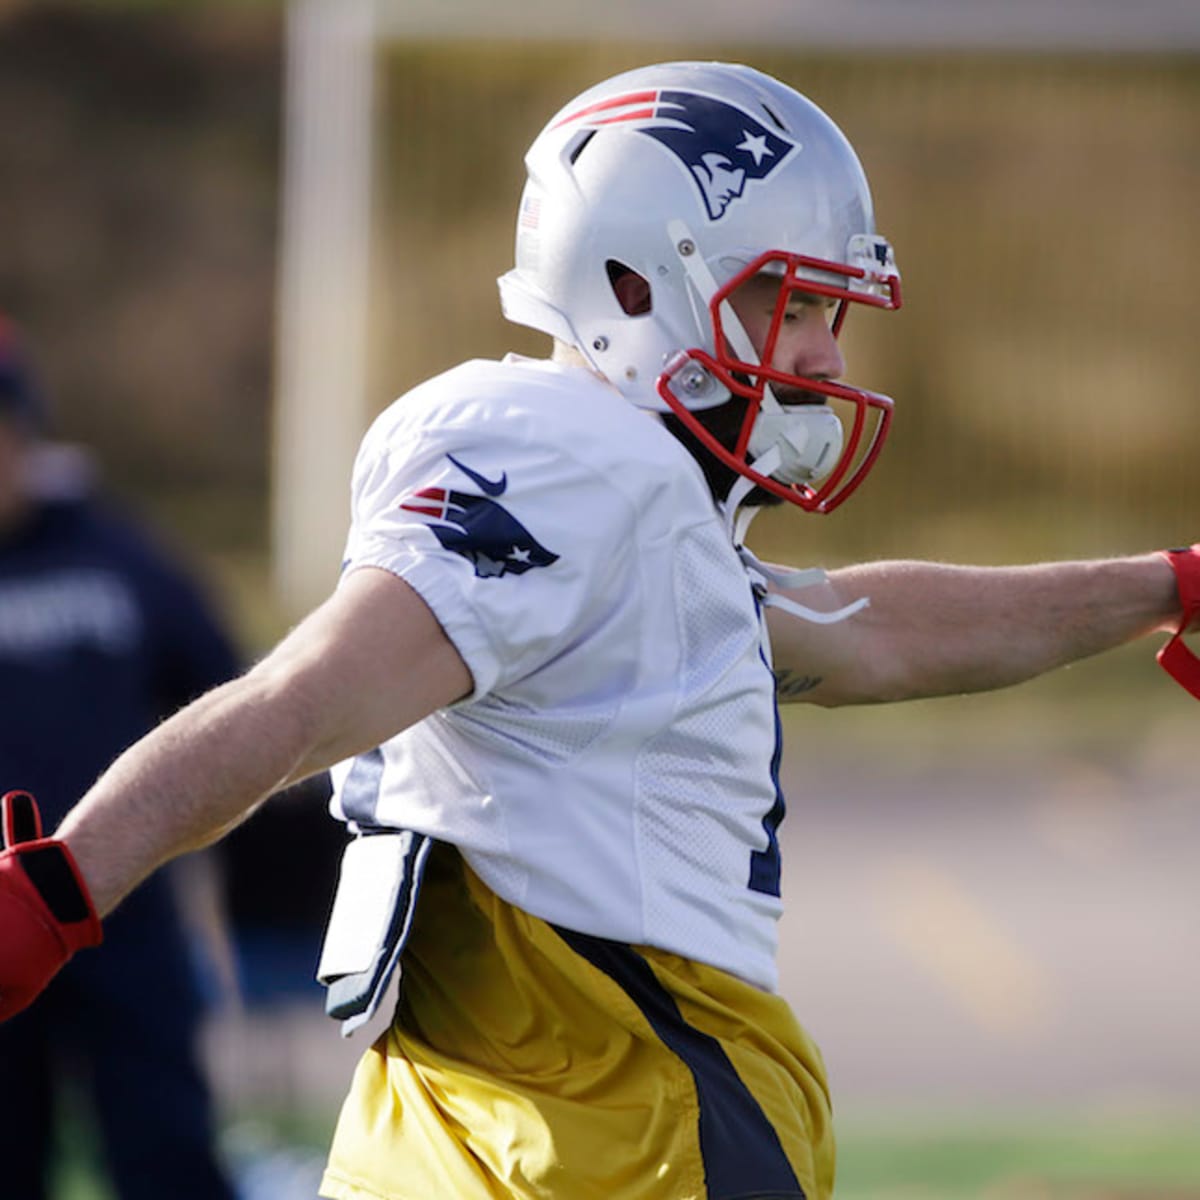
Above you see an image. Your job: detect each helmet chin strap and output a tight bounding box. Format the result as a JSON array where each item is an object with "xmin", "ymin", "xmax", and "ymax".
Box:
[
  {"xmin": 721, "ymin": 446, "xmax": 869, "ymax": 627},
  {"xmin": 747, "ymin": 406, "xmax": 844, "ymax": 485},
  {"xmin": 668, "ymin": 218, "xmax": 785, "ymax": 414}
]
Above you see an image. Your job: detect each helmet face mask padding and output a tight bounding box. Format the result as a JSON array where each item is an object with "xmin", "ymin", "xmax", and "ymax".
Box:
[{"xmin": 498, "ymin": 60, "xmax": 902, "ymax": 514}]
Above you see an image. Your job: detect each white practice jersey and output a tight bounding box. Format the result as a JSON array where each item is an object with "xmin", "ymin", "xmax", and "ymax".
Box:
[{"xmin": 330, "ymin": 354, "xmax": 789, "ymax": 991}]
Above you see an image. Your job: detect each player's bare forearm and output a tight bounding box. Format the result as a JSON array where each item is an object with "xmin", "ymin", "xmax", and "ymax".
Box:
[
  {"xmin": 766, "ymin": 554, "xmax": 1181, "ymax": 706},
  {"xmin": 55, "ymin": 567, "xmax": 471, "ymax": 916},
  {"xmin": 55, "ymin": 671, "xmax": 312, "ymax": 915}
]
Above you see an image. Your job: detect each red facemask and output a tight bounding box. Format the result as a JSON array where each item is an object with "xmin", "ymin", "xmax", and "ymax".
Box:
[{"xmin": 656, "ymin": 248, "xmax": 902, "ymax": 514}]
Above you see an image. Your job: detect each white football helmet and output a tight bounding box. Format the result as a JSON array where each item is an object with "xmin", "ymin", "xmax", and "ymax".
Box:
[{"xmin": 498, "ymin": 61, "xmax": 902, "ymax": 514}]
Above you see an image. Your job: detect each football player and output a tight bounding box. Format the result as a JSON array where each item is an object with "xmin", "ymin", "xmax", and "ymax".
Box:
[{"xmin": 2, "ymin": 62, "xmax": 1196, "ymax": 1200}]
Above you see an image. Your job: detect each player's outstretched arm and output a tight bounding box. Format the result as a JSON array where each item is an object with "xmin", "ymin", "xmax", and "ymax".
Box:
[
  {"xmin": 23, "ymin": 565, "xmax": 470, "ymax": 927},
  {"xmin": 765, "ymin": 551, "xmax": 1190, "ymax": 707},
  {"xmin": 1, "ymin": 566, "xmax": 469, "ymax": 1021}
]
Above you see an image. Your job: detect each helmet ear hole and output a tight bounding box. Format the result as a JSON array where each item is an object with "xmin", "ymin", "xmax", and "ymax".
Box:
[{"xmin": 606, "ymin": 261, "xmax": 652, "ymax": 316}]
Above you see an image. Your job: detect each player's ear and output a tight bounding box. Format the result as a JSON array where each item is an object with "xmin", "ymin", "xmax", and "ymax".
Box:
[{"xmin": 606, "ymin": 261, "xmax": 652, "ymax": 316}]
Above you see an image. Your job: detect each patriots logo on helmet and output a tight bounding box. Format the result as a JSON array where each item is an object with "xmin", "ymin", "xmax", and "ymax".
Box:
[
  {"xmin": 399, "ymin": 454, "xmax": 559, "ymax": 579},
  {"xmin": 555, "ymin": 88, "xmax": 798, "ymax": 221}
]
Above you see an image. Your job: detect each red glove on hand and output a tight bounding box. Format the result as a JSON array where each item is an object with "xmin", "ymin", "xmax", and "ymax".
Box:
[
  {"xmin": 1158, "ymin": 544, "xmax": 1200, "ymax": 700},
  {"xmin": 0, "ymin": 790, "xmax": 103, "ymax": 1021}
]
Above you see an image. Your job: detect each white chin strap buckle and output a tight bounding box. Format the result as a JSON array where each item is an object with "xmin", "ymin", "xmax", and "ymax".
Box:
[
  {"xmin": 747, "ymin": 405, "xmax": 844, "ymax": 485},
  {"xmin": 722, "ymin": 445, "xmax": 869, "ymax": 627}
]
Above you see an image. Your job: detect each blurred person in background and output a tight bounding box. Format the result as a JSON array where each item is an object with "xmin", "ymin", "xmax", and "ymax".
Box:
[
  {"xmin": 0, "ymin": 313, "xmax": 238, "ymax": 1200},
  {"xmin": 0, "ymin": 61, "xmax": 1197, "ymax": 1200}
]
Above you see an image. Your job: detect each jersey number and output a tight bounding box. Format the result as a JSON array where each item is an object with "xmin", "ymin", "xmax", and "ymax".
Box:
[{"xmin": 747, "ymin": 691, "xmax": 785, "ymax": 896}]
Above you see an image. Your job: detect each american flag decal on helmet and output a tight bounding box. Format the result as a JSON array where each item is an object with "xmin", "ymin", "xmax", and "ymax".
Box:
[{"xmin": 554, "ymin": 88, "xmax": 799, "ymax": 221}]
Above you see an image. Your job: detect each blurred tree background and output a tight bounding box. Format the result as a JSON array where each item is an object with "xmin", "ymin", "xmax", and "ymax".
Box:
[
  {"xmin": 1, "ymin": 6, "xmax": 1195, "ymax": 661},
  {"xmin": 0, "ymin": 1, "xmax": 282, "ymax": 640}
]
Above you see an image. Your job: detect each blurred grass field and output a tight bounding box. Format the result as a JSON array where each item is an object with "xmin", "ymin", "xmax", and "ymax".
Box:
[
  {"xmin": 833, "ymin": 1116, "xmax": 1200, "ymax": 1199},
  {"xmin": 53, "ymin": 1109, "xmax": 1200, "ymax": 1199}
]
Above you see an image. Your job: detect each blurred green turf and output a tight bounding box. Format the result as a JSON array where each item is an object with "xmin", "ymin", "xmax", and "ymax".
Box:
[
  {"xmin": 55, "ymin": 1112, "xmax": 1200, "ymax": 1200},
  {"xmin": 833, "ymin": 1116, "xmax": 1200, "ymax": 1199}
]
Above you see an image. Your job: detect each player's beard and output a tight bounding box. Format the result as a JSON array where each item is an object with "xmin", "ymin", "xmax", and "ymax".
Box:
[{"xmin": 663, "ymin": 382, "xmax": 830, "ymax": 510}]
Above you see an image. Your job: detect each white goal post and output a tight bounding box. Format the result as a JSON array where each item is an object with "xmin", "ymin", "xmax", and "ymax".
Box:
[{"xmin": 272, "ymin": 0, "xmax": 378, "ymax": 617}]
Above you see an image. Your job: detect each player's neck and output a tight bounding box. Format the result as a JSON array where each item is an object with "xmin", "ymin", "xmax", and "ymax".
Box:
[{"xmin": 550, "ymin": 341, "xmax": 611, "ymax": 385}]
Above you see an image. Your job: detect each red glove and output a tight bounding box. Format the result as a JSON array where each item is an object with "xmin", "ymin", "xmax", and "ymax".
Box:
[
  {"xmin": 0, "ymin": 790, "xmax": 103, "ymax": 1021},
  {"xmin": 1158, "ymin": 544, "xmax": 1200, "ymax": 699}
]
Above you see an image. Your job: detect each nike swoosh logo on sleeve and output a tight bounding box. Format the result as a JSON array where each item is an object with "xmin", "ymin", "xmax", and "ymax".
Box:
[{"xmin": 447, "ymin": 453, "xmax": 507, "ymax": 497}]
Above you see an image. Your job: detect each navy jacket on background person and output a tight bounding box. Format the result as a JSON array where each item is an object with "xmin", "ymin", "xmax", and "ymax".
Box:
[
  {"xmin": 0, "ymin": 483, "xmax": 240, "ymax": 1200},
  {"xmin": 0, "ymin": 494, "xmax": 239, "ymax": 826}
]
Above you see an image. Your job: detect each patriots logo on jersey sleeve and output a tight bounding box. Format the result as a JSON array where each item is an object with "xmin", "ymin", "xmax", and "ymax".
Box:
[
  {"xmin": 399, "ymin": 454, "xmax": 559, "ymax": 579},
  {"xmin": 554, "ymin": 88, "xmax": 797, "ymax": 221}
]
